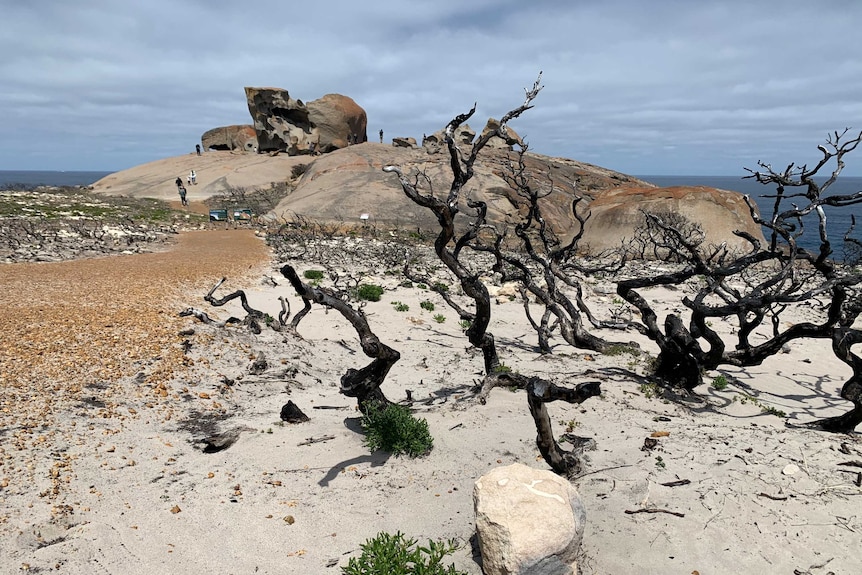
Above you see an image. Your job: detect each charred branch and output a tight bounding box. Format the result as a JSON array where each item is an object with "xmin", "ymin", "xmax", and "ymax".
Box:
[
  {"xmin": 280, "ymin": 264, "xmax": 399, "ymax": 410},
  {"xmin": 203, "ymin": 277, "xmax": 268, "ymax": 333},
  {"xmin": 481, "ymin": 372, "xmax": 601, "ymax": 477}
]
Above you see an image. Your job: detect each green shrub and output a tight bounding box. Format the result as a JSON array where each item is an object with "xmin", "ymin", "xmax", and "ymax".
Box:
[
  {"xmin": 356, "ymin": 284, "xmax": 384, "ymax": 302},
  {"xmin": 711, "ymin": 374, "xmax": 729, "ymax": 391},
  {"xmin": 433, "ymin": 314, "xmax": 446, "ymax": 324},
  {"xmin": 420, "ymin": 300, "xmax": 435, "ymax": 312},
  {"xmin": 492, "ymin": 363, "xmax": 512, "ymax": 374},
  {"xmin": 458, "ymin": 319, "xmax": 472, "ymax": 330},
  {"xmin": 391, "ymin": 301, "xmax": 410, "ymax": 312},
  {"xmin": 432, "ymin": 282, "xmax": 449, "ymax": 293},
  {"xmin": 343, "ymin": 531, "xmax": 466, "ymax": 575},
  {"xmin": 303, "ymin": 269, "xmax": 325, "ymax": 280},
  {"xmin": 361, "ymin": 404, "xmax": 433, "ymax": 457}
]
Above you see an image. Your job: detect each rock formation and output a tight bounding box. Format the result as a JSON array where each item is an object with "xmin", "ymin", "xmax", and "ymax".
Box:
[
  {"xmin": 480, "ymin": 117, "xmax": 523, "ymax": 149},
  {"xmin": 391, "ymin": 137, "xmax": 416, "ymax": 148},
  {"xmin": 244, "ymin": 87, "xmax": 367, "ymax": 156},
  {"xmin": 474, "ymin": 463, "xmax": 586, "ymax": 575},
  {"xmin": 92, "ymin": 141, "xmax": 764, "ymax": 261},
  {"xmin": 307, "ymin": 93, "xmax": 368, "ymax": 151},
  {"xmin": 581, "ymin": 185, "xmax": 764, "ymax": 256},
  {"xmin": 421, "ymin": 119, "xmax": 521, "ymax": 152},
  {"xmin": 201, "ymin": 125, "xmax": 257, "ymax": 152}
]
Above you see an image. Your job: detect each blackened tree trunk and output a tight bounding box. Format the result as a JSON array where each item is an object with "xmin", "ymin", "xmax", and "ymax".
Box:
[{"xmin": 280, "ymin": 264, "xmax": 399, "ymax": 411}]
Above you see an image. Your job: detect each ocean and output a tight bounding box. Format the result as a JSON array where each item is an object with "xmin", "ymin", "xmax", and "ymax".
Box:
[{"xmin": 0, "ymin": 170, "xmax": 113, "ymax": 188}]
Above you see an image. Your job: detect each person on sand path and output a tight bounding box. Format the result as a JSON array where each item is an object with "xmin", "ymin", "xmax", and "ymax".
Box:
[
  {"xmin": 190, "ymin": 169, "xmax": 197, "ymax": 185},
  {"xmin": 178, "ymin": 184, "xmax": 188, "ymax": 206},
  {"xmin": 175, "ymin": 176, "xmax": 183, "ymax": 190},
  {"xmin": 195, "ymin": 143, "xmax": 201, "ymax": 155}
]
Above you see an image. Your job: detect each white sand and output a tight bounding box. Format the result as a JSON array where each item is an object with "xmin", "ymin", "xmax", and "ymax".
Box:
[{"xmin": 2, "ymin": 242, "xmax": 860, "ymax": 575}]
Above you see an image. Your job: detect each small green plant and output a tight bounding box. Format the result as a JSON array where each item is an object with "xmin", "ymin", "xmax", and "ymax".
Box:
[
  {"xmin": 391, "ymin": 301, "xmax": 409, "ymax": 312},
  {"xmin": 356, "ymin": 284, "xmax": 384, "ymax": 302},
  {"xmin": 603, "ymin": 344, "xmax": 638, "ymax": 357},
  {"xmin": 303, "ymin": 269, "xmax": 325, "ymax": 280},
  {"xmin": 735, "ymin": 393, "xmax": 786, "ymax": 418},
  {"xmin": 458, "ymin": 319, "xmax": 472, "ymax": 330},
  {"xmin": 342, "ymin": 531, "xmax": 466, "ymax": 575},
  {"xmin": 417, "ymin": 283, "xmax": 428, "ymax": 290},
  {"xmin": 639, "ymin": 381, "xmax": 660, "ymax": 399},
  {"xmin": 560, "ymin": 419, "xmax": 580, "ymax": 433},
  {"xmin": 433, "ymin": 314, "xmax": 446, "ymax": 324},
  {"xmin": 655, "ymin": 456, "xmax": 666, "ymax": 469},
  {"xmin": 420, "ymin": 300, "xmax": 435, "ymax": 312},
  {"xmin": 762, "ymin": 405, "xmax": 787, "ymax": 418},
  {"xmin": 711, "ymin": 374, "xmax": 729, "ymax": 391},
  {"xmin": 361, "ymin": 404, "xmax": 433, "ymax": 457},
  {"xmin": 432, "ymin": 282, "xmax": 450, "ymax": 293},
  {"xmin": 492, "ymin": 363, "xmax": 512, "ymax": 374}
]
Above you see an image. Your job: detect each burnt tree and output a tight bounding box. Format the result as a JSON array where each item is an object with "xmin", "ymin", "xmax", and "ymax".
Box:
[
  {"xmin": 385, "ymin": 74, "xmax": 603, "ymax": 475},
  {"xmin": 617, "ymin": 130, "xmax": 862, "ymax": 431},
  {"xmin": 478, "ymin": 146, "xmax": 637, "ymax": 355},
  {"xmin": 280, "ymin": 264, "xmax": 399, "ymax": 411}
]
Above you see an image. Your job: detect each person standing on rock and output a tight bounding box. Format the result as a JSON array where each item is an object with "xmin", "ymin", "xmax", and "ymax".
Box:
[
  {"xmin": 196, "ymin": 144, "xmax": 201, "ymax": 156},
  {"xmin": 379, "ymin": 129, "xmax": 383, "ymax": 143}
]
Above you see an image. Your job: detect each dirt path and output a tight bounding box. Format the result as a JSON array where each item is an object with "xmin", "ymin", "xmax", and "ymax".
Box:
[{"xmin": 0, "ymin": 229, "xmax": 271, "ymax": 457}]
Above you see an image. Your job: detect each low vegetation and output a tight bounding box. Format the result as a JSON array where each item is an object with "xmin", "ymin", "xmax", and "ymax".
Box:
[
  {"xmin": 342, "ymin": 531, "xmax": 465, "ymax": 575},
  {"xmin": 360, "ymin": 403, "xmax": 433, "ymax": 458}
]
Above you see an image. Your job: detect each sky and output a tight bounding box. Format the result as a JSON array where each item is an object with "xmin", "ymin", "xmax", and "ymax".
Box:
[{"xmin": 2, "ymin": 0, "xmax": 862, "ymax": 177}]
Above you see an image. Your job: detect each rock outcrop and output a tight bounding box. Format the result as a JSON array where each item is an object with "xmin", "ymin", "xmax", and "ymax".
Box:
[
  {"xmin": 474, "ymin": 463, "xmax": 586, "ymax": 575},
  {"xmin": 244, "ymin": 87, "xmax": 367, "ymax": 156},
  {"xmin": 201, "ymin": 125, "xmax": 257, "ymax": 152},
  {"xmin": 307, "ymin": 93, "xmax": 368, "ymax": 151},
  {"xmin": 92, "ymin": 143, "xmax": 763, "ymax": 260},
  {"xmin": 581, "ymin": 185, "xmax": 764, "ymax": 256},
  {"xmin": 421, "ymin": 119, "xmax": 522, "ymax": 152}
]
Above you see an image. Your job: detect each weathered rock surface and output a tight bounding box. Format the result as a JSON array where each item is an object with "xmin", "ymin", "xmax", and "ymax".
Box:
[
  {"xmin": 244, "ymin": 87, "xmax": 367, "ymax": 155},
  {"xmin": 474, "ymin": 463, "xmax": 585, "ymax": 575},
  {"xmin": 91, "ymin": 150, "xmax": 308, "ymax": 202},
  {"xmin": 275, "ymin": 143, "xmax": 645, "ymax": 232},
  {"xmin": 480, "ymin": 117, "xmax": 523, "ymax": 149},
  {"xmin": 245, "ymin": 87, "xmax": 312, "ymax": 154},
  {"xmin": 307, "ymin": 93, "xmax": 368, "ymax": 151},
  {"xmin": 92, "ymin": 143, "xmax": 763, "ymax": 257},
  {"xmin": 201, "ymin": 125, "xmax": 258, "ymax": 152},
  {"xmin": 392, "ymin": 137, "xmax": 416, "ymax": 148},
  {"xmin": 582, "ymin": 185, "xmax": 764, "ymax": 255}
]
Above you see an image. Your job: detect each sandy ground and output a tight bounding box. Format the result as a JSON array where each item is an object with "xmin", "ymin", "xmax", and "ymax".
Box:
[{"xmin": 1, "ymin": 231, "xmax": 861, "ymax": 575}]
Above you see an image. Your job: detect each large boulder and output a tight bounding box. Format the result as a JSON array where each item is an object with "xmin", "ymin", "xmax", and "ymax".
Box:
[
  {"xmin": 273, "ymin": 145, "xmax": 651, "ymax": 233},
  {"xmin": 581, "ymin": 185, "xmax": 764, "ymax": 256},
  {"xmin": 307, "ymin": 93, "xmax": 368, "ymax": 151},
  {"xmin": 245, "ymin": 87, "xmax": 313, "ymax": 155},
  {"xmin": 245, "ymin": 87, "xmax": 367, "ymax": 156},
  {"xmin": 201, "ymin": 125, "xmax": 257, "ymax": 152},
  {"xmin": 480, "ymin": 117, "xmax": 523, "ymax": 149},
  {"xmin": 474, "ymin": 463, "xmax": 586, "ymax": 575}
]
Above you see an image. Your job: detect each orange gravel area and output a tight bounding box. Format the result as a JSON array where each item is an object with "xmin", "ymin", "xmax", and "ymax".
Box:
[{"xmin": 0, "ymin": 230, "xmax": 271, "ymax": 450}]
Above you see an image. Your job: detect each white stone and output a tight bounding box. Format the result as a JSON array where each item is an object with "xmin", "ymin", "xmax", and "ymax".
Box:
[{"xmin": 474, "ymin": 463, "xmax": 585, "ymax": 575}]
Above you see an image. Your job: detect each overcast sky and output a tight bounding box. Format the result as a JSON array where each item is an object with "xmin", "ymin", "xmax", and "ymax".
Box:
[{"xmin": 3, "ymin": 0, "xmax": 861, "ymax": 176}]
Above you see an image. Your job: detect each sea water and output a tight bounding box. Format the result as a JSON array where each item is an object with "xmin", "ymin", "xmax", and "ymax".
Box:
[{"xmin": 0, "ymin": 170, "xmax": 113, "ymax": 188}]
